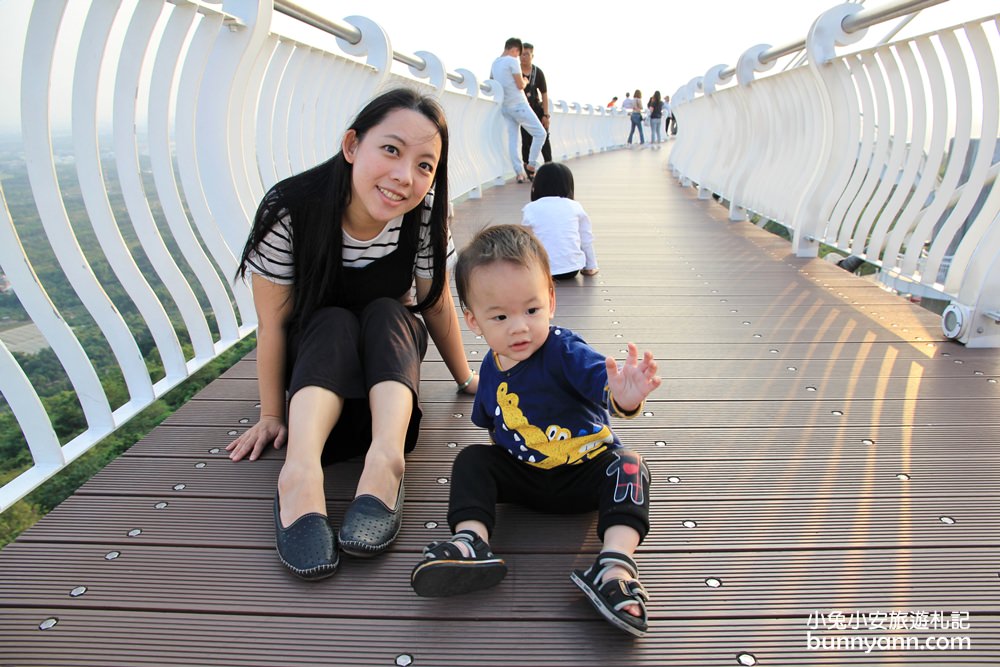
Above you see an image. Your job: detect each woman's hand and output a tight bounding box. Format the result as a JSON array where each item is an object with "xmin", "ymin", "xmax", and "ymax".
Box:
[
  {"xmin": 226, "ymin": 415, "xmax": 287, "ymax": 462},
  {"xmin": 606, "ymin": 342, "xmax": 661, "ymax": 413}
]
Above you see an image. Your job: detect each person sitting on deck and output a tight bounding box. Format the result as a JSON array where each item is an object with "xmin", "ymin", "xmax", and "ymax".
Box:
[
  {"xmin": 521, "ymin": 162, "xmax": 599, "ymax": 280},
  {"xmin": 410, "ymin": 224, "xmax": 661, "ymax": 637},
  {"xmin": 229, "ymin": 88, "xmax": 477, "ymax": 580}
]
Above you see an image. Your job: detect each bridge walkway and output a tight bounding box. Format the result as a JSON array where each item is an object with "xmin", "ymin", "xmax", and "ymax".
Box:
[{"xmin": 3, "ymin": 145, "xmax": 999, "ymax": 665}]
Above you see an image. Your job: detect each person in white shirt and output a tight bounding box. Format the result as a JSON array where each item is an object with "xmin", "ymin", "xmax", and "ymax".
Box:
[
  {"xmin": 520, "ymin": 162, "xmax": 598, "ymax": 280},
  {"xmin": 491, "ymin": 38, "xmax": 547, "ymax": 183}
]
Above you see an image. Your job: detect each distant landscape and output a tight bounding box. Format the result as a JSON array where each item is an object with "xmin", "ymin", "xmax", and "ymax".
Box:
[{"xmin": 0, "ymin": 135, "xmax": 254, "ymax": 545}]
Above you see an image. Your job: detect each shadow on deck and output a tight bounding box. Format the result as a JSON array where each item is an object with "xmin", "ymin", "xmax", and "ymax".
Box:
[{"xmin": 3, "ymin": 145, "xmax": 1000, "ymax": 666}]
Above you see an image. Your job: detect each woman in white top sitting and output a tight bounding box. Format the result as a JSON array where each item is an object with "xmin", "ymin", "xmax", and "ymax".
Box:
[{"xmin": 521, "ymin": 162, "xmax": 599, "ymax": 280}]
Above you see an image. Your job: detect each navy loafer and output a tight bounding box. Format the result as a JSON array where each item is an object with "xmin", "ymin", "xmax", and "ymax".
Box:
[
  {"xmin": 338, "ymin": 477, "xmax": 404, "ymax": 557},
  {"xmin": 274, "ymin": 494, "xmax": 340, "ymax": 580}
]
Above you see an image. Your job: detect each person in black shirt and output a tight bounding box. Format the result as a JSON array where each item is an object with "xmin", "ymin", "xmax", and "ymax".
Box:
[{"xmin": 519, "ymin": 43, "xmax": 552, "ymax": 174}]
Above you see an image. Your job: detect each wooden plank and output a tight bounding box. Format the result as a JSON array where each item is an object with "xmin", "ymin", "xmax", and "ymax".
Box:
[
  {"xmin": 195, "ymin": 373, "xmax": 1000, "ymax": 402},
  {"xmin": 125, "ymin": 423, "xmax": 1000, "ymax": 462},
  {"xmin": 161, "ymin": 396, "xmax": 1000, "ymax": 429},
  {"xmin": 3, "ymin": 542, "xmax": 999, "ymax": 619},
  {"xmin": 2, "ymin": 610, "xmax": 996, "ymax": 666},
  {"xmin": 73, "ymin": 453, "xmax": 1000, "ymax": 502},
  {"xmin": 18, "ymin": 494, "xmax": 1000, "ymax": 552}
]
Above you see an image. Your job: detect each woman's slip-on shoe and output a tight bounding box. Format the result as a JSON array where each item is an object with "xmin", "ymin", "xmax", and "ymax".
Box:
[
  {"xmin": 338, "ymin": 477, "xmax": 404, "ymax": 557},
  {"xmin": 274, "ymin": 493, "xmax": 340, "ymax": 580}
]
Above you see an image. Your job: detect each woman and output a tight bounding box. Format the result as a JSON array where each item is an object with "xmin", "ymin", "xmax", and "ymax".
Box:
[
  {"xmin": 627, "ymin": 89, "xmax": 644, "ymax": 145},
  {"xmin": 229, "ymin": 89, "xmax": 477, "ymax": 580},
  {"xmin": 647, "ymin": 90, "xmax": 663, "ymax": 143}
]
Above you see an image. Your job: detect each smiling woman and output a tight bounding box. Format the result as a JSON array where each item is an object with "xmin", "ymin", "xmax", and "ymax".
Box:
[
  {"xmin": 342, "ymin": 109, "xmax": 442, "ymax": 239},
  {"xmin": 229, "ymin": 87, "xmax": 478, "ymax": 580}
]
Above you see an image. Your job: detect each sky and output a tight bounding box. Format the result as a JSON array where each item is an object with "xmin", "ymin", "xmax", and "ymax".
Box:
[{"xmin": 0, "ymin": 0, "xmax": 996, "ymax": 135}]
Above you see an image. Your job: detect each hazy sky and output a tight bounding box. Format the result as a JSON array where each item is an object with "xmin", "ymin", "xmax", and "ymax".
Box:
[{"xmin": 0, "ymin": 0, "xmax": 996, "ymax": 135}]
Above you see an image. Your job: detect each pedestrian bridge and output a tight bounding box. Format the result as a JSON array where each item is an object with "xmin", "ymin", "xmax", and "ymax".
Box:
[{"xmin": 1, "ymin": 1, "xmax": 999, "ymax": 664}]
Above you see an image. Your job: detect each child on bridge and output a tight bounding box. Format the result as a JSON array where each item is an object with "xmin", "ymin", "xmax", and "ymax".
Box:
[{"xmin": 410, "ymin": 224, "xmax": 661, "ymax": 637}]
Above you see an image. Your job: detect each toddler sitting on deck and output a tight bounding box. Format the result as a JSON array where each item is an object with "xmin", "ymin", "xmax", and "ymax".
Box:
[{"xmin": 410, "ymin": 225, "xmax": 661, "ymax": 637}]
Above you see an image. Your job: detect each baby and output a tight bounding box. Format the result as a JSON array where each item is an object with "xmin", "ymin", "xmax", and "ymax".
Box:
[{"xmin": 410, "ymin": 224, "xmax": 661, "ymax": 637}]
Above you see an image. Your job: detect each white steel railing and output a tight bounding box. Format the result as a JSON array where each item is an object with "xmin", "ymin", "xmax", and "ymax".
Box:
[
  {"xmin": 0, "ymin": 0, "xmax": 624, "ymax": 512},
  {"xmin": 670, "ymin": 1, "xmax": 1000, "ymax": 348}
]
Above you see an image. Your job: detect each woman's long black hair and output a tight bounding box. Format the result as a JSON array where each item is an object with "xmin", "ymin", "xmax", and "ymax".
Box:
[{"xmin": 237, "ymin": 88, "xmax": 451, "ymax": 328}]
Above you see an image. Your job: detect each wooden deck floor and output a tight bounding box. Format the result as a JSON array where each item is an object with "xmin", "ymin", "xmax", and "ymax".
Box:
[{"xmin": 3, "ymin": 145, "xmax": 1000, "ymax": 666}]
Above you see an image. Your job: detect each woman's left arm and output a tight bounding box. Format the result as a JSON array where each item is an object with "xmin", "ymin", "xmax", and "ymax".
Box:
[{"xmin": 416, "ymin": 273, "xmax": 478, "ymax": 395}]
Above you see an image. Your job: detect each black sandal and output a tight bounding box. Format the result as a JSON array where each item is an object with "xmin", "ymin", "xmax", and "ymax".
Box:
[
  {"xmin": 570, "ymin": 551, "xmax": 649, "ymax": 637},
  {"xmin": 411, "ymin": 529, "xmax": 508, "ymax": 597}
]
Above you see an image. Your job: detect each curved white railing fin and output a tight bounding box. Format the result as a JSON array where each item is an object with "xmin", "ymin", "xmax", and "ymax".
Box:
[
  {"xmin": 174, "ymin": 8, "xmax": 255, "ymax": 327},
  {"xmin": 113, "ymin": 0, "xmax": 197, "ymax": 379},
  {"xmin": 23, "ymin": 0, "xmax": 153, "ymax": 405},
  {"xmin": 149, "ymin": 0, "xmax": 241, "ymax": 348}
]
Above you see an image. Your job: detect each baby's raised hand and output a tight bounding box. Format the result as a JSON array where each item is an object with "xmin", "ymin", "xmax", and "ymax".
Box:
[{"xmin": 605, "ymin": 342, "xmax": 661, "ymax": 413}]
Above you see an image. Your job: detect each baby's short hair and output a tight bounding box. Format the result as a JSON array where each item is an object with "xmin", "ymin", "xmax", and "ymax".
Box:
[{"xmin": 455, "ymin": 224, "xmax": 552, "ymax": 307}]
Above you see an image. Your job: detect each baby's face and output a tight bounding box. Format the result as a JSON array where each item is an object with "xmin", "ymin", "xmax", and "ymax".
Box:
[{"xmin": 464, "ymin": 260, "xmax": 555, "ymax": 369}]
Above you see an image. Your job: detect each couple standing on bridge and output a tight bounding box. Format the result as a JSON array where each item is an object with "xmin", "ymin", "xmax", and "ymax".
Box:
[{"xmin": 226, "ymin": 88, "xmax": 661, "ymax": 637}]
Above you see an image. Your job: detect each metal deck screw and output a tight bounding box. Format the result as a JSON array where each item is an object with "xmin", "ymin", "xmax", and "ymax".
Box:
[
  {"xmin": 104, "ymin": 551, "xmax": 120, "ymax": 560},
  {"xmin": 395, "ymin": 654, "xmax": 414, "ymax": 666},
  {"xmin": 173, "ymin": 483, "xmax": 186, "ymax": 491},
  {"xmin": 195, "ymin": 462, "xmax": 206, "ymax": 469},
  {"xmin": 154, "ymin": 502, "xmax": 168, "ymax": 509},
  {"xmin": 436, "ymin": 477, "xmax": 448, "ymax": 484},
  {"xmin": 737, "ymin": 652, "xmax": 757, "ymax": 665},
  {"xmin": 69, "ymin": 586, "xmax": 87, "ymax": 598},
  {"xmin": 424, "ymin": 521, "xmax": 438, "ymax": 529},
  {"xmin": 127, "ymin": 529, "xmax": 142, "ymax": 537},
  {"xmin": 38, "ymin": 618, "xmax": 58, "ymax": 630},
  {"xmin": 940, "ymin": 516, "xmax": 956, "ymax": 524},
  {"xmin": 667, "ymin": 476, "xmax": 681, "ymax": 484},
  {"xmin": 705, "ymin": 577, "xmax": 722, "ymax": 588},
  {"xmin": 682, "ymin": 520, "xmax": 697, "ymax": 528},
  {"xmin": 654, "ymin": 441, "xmax": 666, "ymax": 447}
]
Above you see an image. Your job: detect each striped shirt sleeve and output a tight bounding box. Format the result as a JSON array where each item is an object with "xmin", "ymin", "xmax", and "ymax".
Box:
[{"xmin": 245, "ymin": 215, "xmax": 294, "ymax": 284}]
